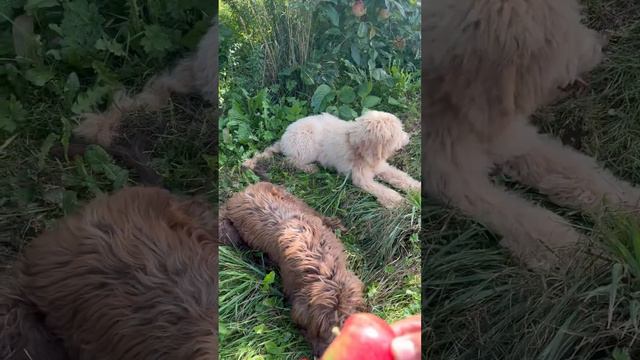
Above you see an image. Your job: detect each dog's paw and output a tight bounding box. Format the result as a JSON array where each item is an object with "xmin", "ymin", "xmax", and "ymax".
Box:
[
  {"xmin": 378, "ymin": 191, "xmax": 405, "ymax": 208},
  {"xmin": 242, "ymin": 158, "xmax": 256, "ymax": 170},
  {"xmin": 408, "ymin": 180, "xmax": 421, "ymax": 192},
  {"xmin": 74, "ymin": 113, "xmax": 119, "ymax": 147},
  {"xmin": 501, "ymin": 227, "xmax": 586, "ymax": 272}
]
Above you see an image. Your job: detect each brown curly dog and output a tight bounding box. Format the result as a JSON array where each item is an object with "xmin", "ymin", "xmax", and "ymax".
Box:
[
  {"xmin": 219, "ymin": 182, "xmax": 366, "ymax": 357},
  {"xmin": 0, "ymin": 187, "xmax": 218, "ymax": 360}
]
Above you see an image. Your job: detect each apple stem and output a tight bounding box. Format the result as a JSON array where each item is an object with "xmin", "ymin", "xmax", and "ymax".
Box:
[{"xmin": 331, "ymin": 326, "xmax": 340, "ymax": 337}]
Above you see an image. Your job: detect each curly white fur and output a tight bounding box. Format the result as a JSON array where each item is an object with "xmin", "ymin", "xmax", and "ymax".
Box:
[
  {"xmin": 423, "ymin": 0, "xmax": 638, "ymax": 271},
  {"xmin": 244, "ymin": 111, "xmax": 421, "ymax": 208}
]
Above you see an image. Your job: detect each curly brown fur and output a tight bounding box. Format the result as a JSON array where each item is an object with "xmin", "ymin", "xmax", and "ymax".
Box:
[
  {"xmin": 219, "ymin": 182, "xmax": 365, "ymax": 357},
  {"xmin": 0, "ymin": 187, "xmax": 218, "ymax": 360},
  {"xmin": 422, "ymin": 0, "xmax": 639, "ymax": 271},
  {"xmin": 0, "ymin": 274, "xmax": 68, "ymax": 360},
  {"xmin": 74, "ymin": 19, "xmax": 218, "ymax": 147}
]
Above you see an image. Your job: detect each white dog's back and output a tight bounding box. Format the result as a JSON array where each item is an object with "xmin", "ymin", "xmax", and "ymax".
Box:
[{"xmin": 279, "ymin": 113, "xmax": 354, "ymax": 174}]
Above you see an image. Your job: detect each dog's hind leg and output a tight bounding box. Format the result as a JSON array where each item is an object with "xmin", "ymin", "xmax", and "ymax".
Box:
[
  {"xmin": 424, "ymin": 142, "xmax": 585, "ymax": 271},
  {"xmin": 375, "ymin": 162, "xmax": 421, "ymax": 192},
  {"xmin": 218, "ymin": 216, "xmax": 247, "ymax": 250},
  {"xmin": 0, "ymin": 274, "xmax": 69, "ymax": 360},
  {"xmin": 497, "ymin": 122, "xmax": 640, "ymax": 214}
]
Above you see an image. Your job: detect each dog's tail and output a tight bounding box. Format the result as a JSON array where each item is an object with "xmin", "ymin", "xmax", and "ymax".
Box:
[
  {"xmin": 242, "ymin": 142, "xmax": 281, "ymax": 177},
  {"xmin": 0, "ymin": 274, "xmax": 68, "ymax": 360},
  {"xmin": 73, "ymin": 56, "xmax": 199, "ymax": 147}
]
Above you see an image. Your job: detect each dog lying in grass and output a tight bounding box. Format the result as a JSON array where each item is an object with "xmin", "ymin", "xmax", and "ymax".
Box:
[
  {"xmin": 422, "ymin": 0, "xmax": 634, "ymax": 270},
  {"xmin": 0, "ymin": 187, "xmax": 218, "ymax": 360},
  {"xmin": 74, "ymin": 19, "xmax": 217, "ymax": 147},
  {"xmin": 219, "ymin": 182, "xmax": 366, "ymax": 357},
  {"xmin": 243, "ymin": 111, "xmax": 421, "ymax": 208}
]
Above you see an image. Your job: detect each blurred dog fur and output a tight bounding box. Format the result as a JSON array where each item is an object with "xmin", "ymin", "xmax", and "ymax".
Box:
[
  {"xmin": 243, "ymin": 111, "xmax": 421, "ymax": 208},
  {"xmin": 74, "ymin": 19, "xmax": 217, "ymax": 147},
  {"xmin": 422, "ymin": 0, "xmax": 640, "ymax": 270},
  {"xmin": 219, "ymin": 182, "xmax": 366, "ymax": 357},
  {"xmin": 0, "ymin": 187, "xmax": 218, "ymax": 360}
]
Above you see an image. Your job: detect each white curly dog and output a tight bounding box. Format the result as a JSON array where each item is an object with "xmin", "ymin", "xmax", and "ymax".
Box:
[
  {"xmin": 244, "ymin": 111, "xmax": 421, "ymax": 208},
  {"xmin": 423, "ymin": 0, "xmax": 633, "ymax": 271}
]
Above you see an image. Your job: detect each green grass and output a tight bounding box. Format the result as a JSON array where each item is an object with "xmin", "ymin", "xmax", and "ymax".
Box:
[{"xmin": 425, "ymin": 2, "xmax": 640, "ymax": 359}]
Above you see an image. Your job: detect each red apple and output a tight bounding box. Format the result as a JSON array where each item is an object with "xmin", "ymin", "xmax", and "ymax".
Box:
[{"xmin": 320, "ymin": 313, "xmax": 395, "ymax": 360}]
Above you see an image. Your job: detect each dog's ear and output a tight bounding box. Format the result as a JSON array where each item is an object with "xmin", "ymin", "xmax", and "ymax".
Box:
[
  {"xmin": 347, "ymin": 114, "xmax": 389, "ymax": 165},
  {"xmin": 218, "ymin": 215, "xmax": 246, "ymax": 249}
]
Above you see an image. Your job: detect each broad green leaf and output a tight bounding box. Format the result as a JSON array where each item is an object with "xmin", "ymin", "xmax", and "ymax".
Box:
[
  {"xmin": 94, "ymin": 37, "xmax": 124, "ymax": 56},
  {"xmin": 362, "ymin": 95, "xmax": 381, "ymax": 108},
  {"xmin": 24, "ymin": 67, "xmax": 54, "ymax": 86},
  {"xmin": 357, "ymin": 22, "xmax": 368, "ymax": 38},
  {"xmin": 140, "ymin": 24, "xmax": 173, "ymax": 58},
  {"xmin": 338, "ymin": 104, "xmax": 357, "ymax": 120},
  {"xmin": 83, "ymin": 145, "xmax": 111, "ymax": 170},
  {"xmin": 338, "ymin": 86, "xmax": 356, "ymax": 104},
  {"xmin": 324, "ymin": 5, "xmax": 339, "ymax": 27},
  {"xmin": 71, "ymin": 85, "xmax": 109, "ymax": 114},
  {"xmin": 38, "ymin": 133, "xmax": 57, "ymax": 169},
  {"xmin": 253, "ymin": 324, "xmax": 267, "ymax": 335},
  {"xmin": 388, "ymin": 96, "xmax": 401, "ymax": 106},
  {"xmin": 311, "ymin": 84, "xmax": 333, "ymax": 113},
  {"xmin": 59, "ymin": 0, "xmax": 103, "ymax": 54},
  {"xmin": 64, "ymin": 72, "xmax": 80, "ymax": 95},
  {"xmin": 24, "ymin": 0, "xmax": 58, "ymax": 12},
  {"xmin": 264, "ymin": 340, "xmax": 284, "ymax": 355},
  {"xmin": 350, "ymin": 44, "xmax": 361, "ymax": 66},
  {"xmin": 12, "ymin": 14, "xmax": 38, "ymax": 62},
  {"xmin": 357, "ymin": 81, "xmax": 372, "ymax": 98},
  {"xmin": 372, "ymin": 68, "xmax": 390, "ymax": 81},
  {"xmin": 0, "ymin": 95, "xmax": 25, "ymax": 133},
  {"xmin": 261, "ymin": 271, "xmax": 276, "ymax": 291}
]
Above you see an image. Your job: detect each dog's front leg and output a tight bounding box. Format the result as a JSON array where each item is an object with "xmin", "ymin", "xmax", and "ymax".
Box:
[
  {"xmin": 497, "ymin": 122, "xmax": 640, "ymax": 214},
  {"xmin": 376, "ymin": 162, "xmax": 421, "ymax": 192},
  {"xmin": 424, "ymin": 144, "xmax": 586, "ymax": 271},
  {"xmin": 352, "ymin": 167, "xmax": 405, "ymax": 208}
]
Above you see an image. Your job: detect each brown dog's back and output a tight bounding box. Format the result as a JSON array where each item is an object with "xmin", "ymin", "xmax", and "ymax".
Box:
[
  {"xmin": 2, "ymin": 187, "xmax": 218, "ymax": 360},
  {"xmin": 221, "ymin": 182, "xmax": 365, "ymax": 356}
]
